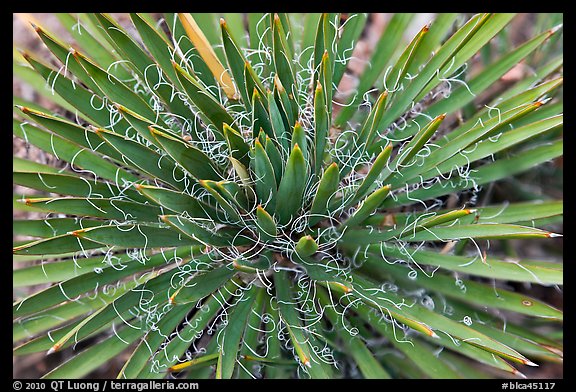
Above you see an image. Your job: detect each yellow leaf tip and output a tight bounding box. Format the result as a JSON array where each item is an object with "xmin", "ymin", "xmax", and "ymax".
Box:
[
  {"xmin": 70, "ymin": 229, "xmax": 86, "ymax": 237},
  {"xmin": 47, "ymin": 344, "xmax": 61, "ymax": 355}
]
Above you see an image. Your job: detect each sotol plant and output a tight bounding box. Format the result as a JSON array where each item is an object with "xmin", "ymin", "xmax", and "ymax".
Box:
[{"xmin": 13, "ymin": 13, "xmax": 563, "ymax": 379}]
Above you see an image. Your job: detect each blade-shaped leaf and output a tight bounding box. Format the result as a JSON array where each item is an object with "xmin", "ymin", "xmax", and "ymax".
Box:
[{"xmin": 275, "ymin": 144, "xmax": 308, "ymax": 224}]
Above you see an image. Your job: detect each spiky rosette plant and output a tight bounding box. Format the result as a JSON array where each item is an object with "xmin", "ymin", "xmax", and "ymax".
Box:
[{"xmin": 13, "ymin": 13, "xmax": 563, "ymax": 379}]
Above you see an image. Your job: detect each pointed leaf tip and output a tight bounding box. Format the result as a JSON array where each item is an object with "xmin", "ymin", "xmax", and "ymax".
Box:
[
  {"xmin": 547, "ymin": 232, "xmax": 563, "ymax": 238},
  {"xmin": 549, "ymin": 24, "xmax": 563, "ymax": 35},
  {"xmin": 47, "ymin": 344, "xmax": 61, "ymax": 355}
]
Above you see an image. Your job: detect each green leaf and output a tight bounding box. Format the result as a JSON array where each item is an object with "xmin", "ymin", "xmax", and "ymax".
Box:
[
  {"xmin": 13, "ymin": 171, "xmax": 143, "ymax": 201},
  {"xmin": 130, "ymin": 13, "xmax": 181, "ymax": 85},
  {"xmin": 340, "ymin": 185, "xmax": 391, "ymax": 228},
  {"xmin": 215, "ymin": 180, "xmax": 250, "ymax": 210},
  {"xmin": 344, "ymin": 222, "xmax": 556, "ymax": 246},
  {"xmin": 161, "ymin": 215, "xmax": 251, "ymax": 248},
  {"xmin": 13, "ymin": 157, "xmax": 60, "ymax": 174},
  {"xmin": 318, "ymin": 50, "xmax": 333, "ymax": 125},
  {"xmin": 316, "ymin": 288, "xmax": 391, "ymax": 379},
  {"xmin": 13, "ymin": 247, "xmax": 197, "ymax": 317},
  {"xmin": 163, "ymin": 13, "xmax": 216, "ymax": 90},
  {"xmin": 260, "ymin": 295, "xmax": 290, "ymax": 378},
  {"xmin": 295, "ymin": 235, "xmax": 319, "ymax": 258},
  {"xmin": 414, "ymin": 14, "xmax": 518, "ymax": 104},
  {"xmin": 309, "ymin": 163, "xmax": 340, "ymax": 226},
  {"xmin": 43, "ymin": 323, "xmax": 146, "ymax": 379},
  {"xmin": 13, "ymin": 233, "xmax": 104, "ymax": 256},
  {"xmin": 381, "ymin": 23, "xmax": 429, "ymax": 98},
  {"xmin": 332, "ymin": 13, "xmax": 368, "ymax": 87},
  {"xmin": 251, "ymin": 88, "xmax": 273, "ymax": 139},
  {"xmin": 474, "ymin": 200, "xmax": 563, "ymax": 225},
  {"xmin": 73, "ymin": 49, "xmax": 165, "ymax": 125},
  {"xmin": 223, "ymin": 123, "xmax": 251, "ymax": 168},
  {"xmin": 349, "ymin": 310, "xmax": 461, "ymax": 379},
  {"xmin": 345, "ymin": 143, "xmax": 393, "ymax": 208},
  {"xmin": 275, "ymin": 144, "xmax": 307, "ymax": 224},
  {"xmin": 397, "ymin": 113, "xmax": 446, "ymax": 167},
  {"xmin": 351, "ymin": 275, "xmax": 532, "ymax": 367},
  {"xmin": 272, "ymin": 14, "xmax": 297, "ymax": 105},
  {"xmin": 354, "ymin": 300, "xmax": 516, "ymax": 375},
  {"xmin": 95, "ymin": 128, "xmax": 189, "ymax": 191},
  {"xmin": 439, "ymin": 300, "xmax": 563, "ymax": 362},
  {"xmin": 170, "ymin": 266, "xmax": 236, "ymax": 306},
  {"xmin": 414, "ymin": 115, "xmax": 563, "ymax": 186},
  {"xmin": 199, "ymin": 180, "xmax": 242, "ymax": 223},
  {"xmin": 168, "ymin": 354, "xmax": 219, "ymax": 373},
  {"xmin": 13, "ymin": 218, "xmax": 102, "ymax": 239},
  {"xmin": 73, "ymin": 224, "xmax": 197, "ymax": 248},
  {"xmin": 390, "ymin": 103, "xmax": 540, "ymax": 184},
  {"xmin": 17, "ymin": 106, "xmax": 122, "ymax": 161},
  {"xmin": 13, "ymin": 51, "xmax": 76, "ymax": 113},
  {"xmin": 178, "ymin": 13, "xmax": 237, "ymax": 99},
  {"xmin": 237, "ymin": 288, "xmax": 267, "ymax": 379},
  {"xmin": 388, "ymin": 27, "xmax": 559, "ymax": 144},
  {"xmin": 253, "ymin": 139, "xmax": 278, "ymax": 211},
  {"xmin": 267, "ymin": 89, "xmax": 289, "ymax": 146},
  {"xmin": 150, "ymin": 126, "xmax": 222, "ymax": 181},
  {"xmin": 131, "ymin": 284, "xmax": 233, "ymax": 377},
  {"xmin": 256, "ymin": 205, "xmax": 278, "ymax": 242},
  {"xmin": 55, "ymin": 14, "xmax": 124, "ymax": 77},
  {"xmin": 272, "ymin": 75, "xmax": 298, "ymax": 137},
  {"xmin": 313, "ymin": 82, "xmax": 329, "ymax": 176},
  {"xmin": 172, "ymin": 59, "xmax": 234, "ymax": 137},
  {"xmin": 21, "ymin": 52, "xmax": 126, "ymax": 131},
  {"xmin": 248, "ymin": 14, "xmax": 271, "ymax": 65},
  {"xmin": 14, "ymin": 279, "xmax": 136, "ymax": 342},
  {"xmin": 407, "ymin": 13, "xmax": 459, "ymax": 74},
  {"xmin": 13, "ymin": 250, "xmax": 125, "ymax": 287},
  {"xmin": 373, "ymin": 13, "xmax": 494, "ymax": 131},
  {"xmin": 13, "ymin": 119, "xmax": 139, "ymax": 184},
  {"xmin": 18, "ymin": 197, "xmax": 162, "ymax": 222},
  {"xmin": 215, "ymin": 285, "xmax": 259, "ymax": 379},
  {"xmin": 382, "ymin": 140, "xmax": 563, "ymax": 208},
  {"xmin": 291, "ymin": 122, "xmax": 308, "ymax": 162},
  {"xmin": 364, "ymin": 244, "xmax": 562, "ymax": 285},
  {"xmin": 274, "ymin": 271, "xmax": 330, "ymax": 378},
  {"xmin": 265, "ymin": 135, "xmax": 284, "ymax": 186},
  {"xmin": 135, "ymin": 184, "xmax": 219, "ymax": 220},
  {"xmin": 33, "ymin": 24, "xmax": 104, "ymax": 95},
  {"xmin": 335, "ymin": 13, "xmax": 414, "ymax": 126},
  {"xmin": 119, "ymin": 304, "xmax": 193, "ymax": 378},
  {"xmin": 385, "ymin": 264, "xmax": 562, "ymax": 320},
  {"xmin": 221, "ymin": 18, "xmax": 251, "ymax": 109}
]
